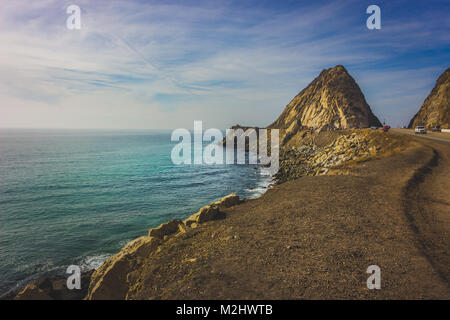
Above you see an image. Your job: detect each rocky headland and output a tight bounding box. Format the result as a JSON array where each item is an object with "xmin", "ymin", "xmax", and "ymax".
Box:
[
  {"xmin": 269, "ymin": 65, "xmax": 382, "ymax": 144},
  {"xmin": 7, "ymin": 65, "xmax": 450, "ymax": 300}
]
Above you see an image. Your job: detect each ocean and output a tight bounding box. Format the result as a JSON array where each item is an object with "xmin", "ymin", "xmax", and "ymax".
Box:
[{"xmin": 0, "ymin": 129, "xmax": 272, "ymax": 295}]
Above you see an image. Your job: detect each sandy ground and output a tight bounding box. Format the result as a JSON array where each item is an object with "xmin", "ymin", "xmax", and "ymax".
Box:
[{"xmin": 122, "ymin": 132, "xmax": 450, "ymax": 299}]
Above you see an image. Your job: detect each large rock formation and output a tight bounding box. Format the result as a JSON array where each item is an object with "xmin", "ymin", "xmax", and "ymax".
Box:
[
  {"xmin": 408, "ymin": 68, "xmax": 450, "ymax": 129},
  {"xmin": 269, "ymin": 65, "xmax": 381, "ymax": 142}
]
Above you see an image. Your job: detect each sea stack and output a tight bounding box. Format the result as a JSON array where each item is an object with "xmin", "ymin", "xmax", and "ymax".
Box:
[
  {"xmin": 408, "ymin": 68, "xmax": 450, "ymax": 129},
  {"xmin": 269, "ymin": 65, "xmax": 381, "ymax": 142}
]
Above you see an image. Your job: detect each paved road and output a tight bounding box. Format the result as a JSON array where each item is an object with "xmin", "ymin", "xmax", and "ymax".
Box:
[{"xmin": 391, "ymin": 128, "xmax": 450, "ymax": 144}]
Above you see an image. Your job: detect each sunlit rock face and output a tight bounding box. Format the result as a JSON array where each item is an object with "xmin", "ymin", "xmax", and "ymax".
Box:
[
  {"xmin": 409, "ymin": 68, "xmax": 450, "ymax": 129},
  {"xmin": 269, "ymin": 65, "xmax": 381, "ymax": 143}
]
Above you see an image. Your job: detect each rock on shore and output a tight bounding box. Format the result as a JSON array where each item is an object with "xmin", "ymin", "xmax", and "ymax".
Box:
[
  {"xmin": 2, "ymin": 270, "xmax": 94, "ymax": 300},
  {"xmin": 86, "ymin": 193, "xmax": 240, "ymax": 300}
]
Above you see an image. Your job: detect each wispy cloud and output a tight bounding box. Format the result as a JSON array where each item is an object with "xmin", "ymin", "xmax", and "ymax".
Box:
[{"xmin": 0, "ymin": 0, "xmax": 448, "ymax": 129}]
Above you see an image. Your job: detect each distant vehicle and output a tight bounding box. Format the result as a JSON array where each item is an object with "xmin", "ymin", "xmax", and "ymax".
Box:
[
  {"xmin": 415, "ymin": 126, "xmax": 426, "ymax": 134},
  {"xmin": 382, "ymin": 125, "xmax": 390, "ymax": 132},
  {"xmin": 370, "ymin": 126, "xmax": 378, "ymax": 130},
  {"xmin": 432, "ymin": 126, "xmax": 441, "ymax": 132}
]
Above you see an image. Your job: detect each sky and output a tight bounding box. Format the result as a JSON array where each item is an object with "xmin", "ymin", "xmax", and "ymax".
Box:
[{"xmin": 0, "ymin": 0, "xmax": 449, "ymax": 129}]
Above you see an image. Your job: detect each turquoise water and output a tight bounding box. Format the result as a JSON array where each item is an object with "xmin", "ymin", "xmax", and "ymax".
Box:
[{"xmin": 0, "ymin": 129, "xmax": 271, "ymax": 295}]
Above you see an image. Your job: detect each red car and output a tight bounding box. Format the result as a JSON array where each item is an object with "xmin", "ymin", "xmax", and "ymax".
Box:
[{"xmin": 382, "ymin": 125, "xmax": 390, "ymax": 132}]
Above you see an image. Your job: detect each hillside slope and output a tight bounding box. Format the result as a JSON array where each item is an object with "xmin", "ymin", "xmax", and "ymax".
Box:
[{"xmin": 409, "ymin": 68, "xmax": 450, "ymax": 129}]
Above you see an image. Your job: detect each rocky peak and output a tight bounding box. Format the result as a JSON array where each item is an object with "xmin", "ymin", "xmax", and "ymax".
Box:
[
  {"xmin": 269, "ymin": 65, "xmax": 381, "ymax": 142},
  {"xmin": 408, "ymin": 68, "xmax": 450, "ymax": 129}
]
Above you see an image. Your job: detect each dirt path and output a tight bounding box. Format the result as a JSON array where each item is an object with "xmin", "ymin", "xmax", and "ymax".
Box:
[
  {"xmin": 402, "ymin": 138, "xmax": 450, "ymax": 285},
  {"xmin": 114, "ymin": 134, "xmax": 450, "ymax": 299}
]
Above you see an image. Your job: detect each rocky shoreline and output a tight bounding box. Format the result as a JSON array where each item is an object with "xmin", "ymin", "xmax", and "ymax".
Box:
[
  {"xmin": 3, "ymin": 193, "xmax": 246, "ymax": 300},
  {"xmin": 3, "ymin": 129, "xmax": 409, "ymax": 300},
  {"xmin": 1, "ymin": 270, "xmax": 93, "ymax": 300},
  {"xmin": 82, "ymin": 132, "xmax": 448, "ymax": 299},
  {"xmin": 86, "ymin": 193, "xmax": 242, "ymax": 299}
]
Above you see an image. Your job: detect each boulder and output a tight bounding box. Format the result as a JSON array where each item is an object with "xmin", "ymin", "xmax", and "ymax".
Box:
[
  {"xmin": 212, "ymin": 193, "xmax": 240, "ymax": 209},
  {"xmin": 87, "ymin": 236, "xmax": 160, "ymax": 300},
  {"xmin": 14, "ymin": 284, "xmax": 52, "ymax": 300},
  {"xmin": 183, "ymin": 194, "xmax": 238, "ymax": 227},
  {"xmin": 185, "ymin": 205, "xmax": 224, "ymax": 227},
  {"xmin": 148, "ymin": 219, "xmax": 184, "ymax": 239}
]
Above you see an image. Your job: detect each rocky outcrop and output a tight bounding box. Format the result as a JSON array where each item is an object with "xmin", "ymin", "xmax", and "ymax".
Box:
[
  {"xmin": 212, "ymin": 193, "xmax": 240, "ymax": 209},
  {"xmin": 184, "ymin": 205, "xmax": 223, "ymax": 227},
  {"xmin": 14, "ymin": 284, "xmax": 52, "ymax": 300},
  {"xmin": 275, "ymin": 129, "xmax": 406, "ymax": 183},
  {"xmin": 220, "ymin": 125, "xmax": 261, "ymax": 153},
  {"xmin": 4, "ymin": 270, "xmax": 94, "ymax": 300},
  {"xmin": 269, "ymin": 65, "xmax": 381, "ymax": 144},
  {"xmin": 86, "ymin": 193, "xmax": 240, "ymax": 300},
  {"xmin": 409, "ymin": 68, "xmax": 450, "ymax": 129},
  {"xmin": 87, "ymin": 236, "xmax": 161, "ymax": 299},
  {"xmin": 184, "ymin": 193, "xmax": 240, "ymax": 227},
  {"xmin": 148, "ymin": 219, "xmax": 185, "ymax": 239}
]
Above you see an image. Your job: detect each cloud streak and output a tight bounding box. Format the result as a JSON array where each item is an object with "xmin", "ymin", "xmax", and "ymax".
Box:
[{"xmin": 0, "ymin": 0, "xmax": 448, "ymax": 129}]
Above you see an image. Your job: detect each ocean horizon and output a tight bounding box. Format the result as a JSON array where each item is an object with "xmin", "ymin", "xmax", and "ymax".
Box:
[{"xmin": 0, "ymin": 128, "xmax": 271, "ymax": 295}]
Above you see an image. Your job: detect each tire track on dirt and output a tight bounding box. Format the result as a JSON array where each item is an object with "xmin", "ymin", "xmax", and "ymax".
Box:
[{"xmin": 402, "ymin": 146, "xmax": 449, "ymax": 286}]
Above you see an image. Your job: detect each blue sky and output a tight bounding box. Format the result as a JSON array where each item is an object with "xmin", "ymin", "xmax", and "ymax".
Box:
[{"xmin": 0, "ymin": 0, "xmax": 448, "ymax": 129}]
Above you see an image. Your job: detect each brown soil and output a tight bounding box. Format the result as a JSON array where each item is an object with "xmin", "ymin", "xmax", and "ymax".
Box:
[{"xmin": 123, "ymin": 132, "xmax": 450, "ymax": 299}]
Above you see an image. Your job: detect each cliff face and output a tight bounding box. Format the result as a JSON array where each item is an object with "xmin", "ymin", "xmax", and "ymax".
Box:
[
  {"xmin": 408, "ymin": 68, "xmax": 450, "ymax": 129},
  {"xmin": 269, "ymin": 65, "xmax": 381, "ymax": 141}
]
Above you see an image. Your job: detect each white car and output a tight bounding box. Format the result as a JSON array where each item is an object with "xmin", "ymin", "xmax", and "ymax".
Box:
[{"xmin": 415, "ymin": 126, "xmax": 426, "ymax": 134}]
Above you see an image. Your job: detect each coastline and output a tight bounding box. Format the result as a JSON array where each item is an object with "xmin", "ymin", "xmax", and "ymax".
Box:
[
  {"xmin": 2, "ymin": 162, "xmax": 274, "ymax": 300},
  {"xmin": 3, "ymin": 129, "xmax": 392, "ymax": 299},
  {"xmin": 83, "ymin": 132, "xmax": 449, "ymax": 299},
  {"xmin": 84, "ymin": 165, "xmax": 277, "ymax": 299},
  {"xmin": 8, "ymin": 129, "xmax": 450, "ymax": 299}
]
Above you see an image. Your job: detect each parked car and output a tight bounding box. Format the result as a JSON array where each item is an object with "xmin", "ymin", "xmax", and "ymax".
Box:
[
  {"xmin": 382, "ymin": 125, "xmax": 390, "ymax": 132},
  {"xmin": 370, "ymin": 126, "xmax": 378, "ymax": 130},
  {"xmin": 415, "ymin": 126, "xmax": 426, "ymax": 134},
  {"xmin": 432, "ymin": 126, "xmax": 441, "ymax": 132}
]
